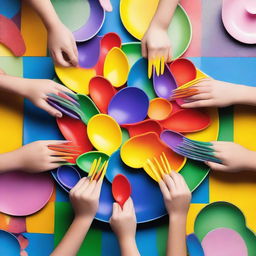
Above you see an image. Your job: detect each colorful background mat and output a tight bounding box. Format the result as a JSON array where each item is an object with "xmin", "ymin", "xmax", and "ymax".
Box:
[{"xmin": 1, "ymin": 0, "xmax": 256, "ymax": 255}]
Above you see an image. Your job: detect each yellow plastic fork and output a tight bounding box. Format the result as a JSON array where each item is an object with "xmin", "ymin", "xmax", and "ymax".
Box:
[
  {"xmin": 88, "ymin": 158, "xmax": 108, "ymax": 182},
  {"xmin": 144, "ymin": 152, "xmax": 172, "ymax": 182},
  {"xmin": 148, "ymin": 57, "xmax": 165, "ymax": 78}
]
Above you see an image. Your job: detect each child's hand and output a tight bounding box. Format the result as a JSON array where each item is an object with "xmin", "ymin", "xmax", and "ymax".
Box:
[
  {"xmin": 70, "ymin": 177, "xmax": 103, "ymax": 220},
  {"xmin": 141, "ymin": 25, "xmax": 172, "ymax": 63},
  {"xmin": 23, "ymin": 79, "xmax": 73, "ymax": 118},
  {"xmin": 48, "ymin": 22, "xmax": 78, "ymax": 67},
  {"xmin": 110, "ymin": 198, "xmax": 137, "ymax": 241},
  {"xmin": 181, "ymin": 78, "xmax": 246, "ymax": 108},
  {"xmin": 15, "ymin": 140, "xmax": 69, "ymax": 172},
  {"xmin": 206, "ymin": 142, "xmax": 256, "ymax": 172},
  {"xmin": 159, "ymin": 172, "xmax": 191, "ymax": 218}
]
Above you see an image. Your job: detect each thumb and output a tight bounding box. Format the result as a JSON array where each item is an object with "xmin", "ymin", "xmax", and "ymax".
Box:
[{"xmin": 205, "ymin": 161, "xmax": 227, "ymax": 172}]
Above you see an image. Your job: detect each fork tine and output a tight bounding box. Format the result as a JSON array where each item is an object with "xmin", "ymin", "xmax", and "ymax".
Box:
[
  {"xmin": 162, "ymin": 152, "xmax": 171, "ymax": 174},
  {"xmin": 144, "ymin": 162, "xmax": 158, "ymax": 182},
  {"xmin": 100, "ymin": 161, "xmax": 108, "ymax": 181},
  {"xmin": 88, "ymin": 159, "xmax": 97, "ymax": 177},
  {"xmin": 90, "ymin": 158, "xmax": 101, "ymax": 181},
  {"xmin": 160, "ymin": 154, "xmax": 169, "ymax": 174},
  {"xmin": 153, "ymin": 157, "xmax": 165, "ymax": 178},
  {"xmin": 94, "ymin": 161, "xmax": 107, "ymax": 181},
  {"xmin": 147, "ymin": 159, "xmax": 162, "ymax": 182}
]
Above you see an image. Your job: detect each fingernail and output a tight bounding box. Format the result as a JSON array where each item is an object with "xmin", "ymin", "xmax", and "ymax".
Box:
[{"xmin": 56, "ymin": 113, "xmax": 62, "ymax": 118}]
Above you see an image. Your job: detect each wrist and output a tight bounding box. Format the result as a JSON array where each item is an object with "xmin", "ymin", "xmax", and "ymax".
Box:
[
  {"xmin": 169, "ymin": 212, "xmax": 188, "ymax": 222},
  {"xmin": 74, "ymin": 214, "xmax": 94, "ymax": 226},
  {"xmin": 234, "ymin": 84, "xmax": 256, "ymax": 106}
]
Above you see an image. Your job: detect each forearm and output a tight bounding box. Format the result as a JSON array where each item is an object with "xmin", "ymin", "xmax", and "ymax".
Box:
[
  {"xmin": 51, "ymin": 216, "xmax": 93, "ymax": 256},
  {"xmin": 167, "ymin": 214, "xmax": 187, "ymax": 256},
  {"xmin": 24, "ymin": 0, "xmax": 61, "ymax": 30},
  {"xmin": 0, "ymin": 151, "xmax": 23, "ymax": 173},
  {"xmin": 0, "ymin": 74, "xmax": 29, "ymax": 97},
  {"xmin": 151, "ymin": 0, "xmax": 180, "ymax": 29},
  {"xmin": 119, "ymin": 237, "xmax": 140, "ymax": 256}
]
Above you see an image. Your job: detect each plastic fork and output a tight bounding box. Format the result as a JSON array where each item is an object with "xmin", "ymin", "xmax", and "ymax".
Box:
[
  {"xmin": 87, "ymin": 158, "xmax": 108, "ymax": 182},
  {"xmin": 148, "ymin": 57, "xmax": 165, "ymax": 78},
  {"xmin": 144, "ymin": 152, "xmax": 172, "ymax": 182}
]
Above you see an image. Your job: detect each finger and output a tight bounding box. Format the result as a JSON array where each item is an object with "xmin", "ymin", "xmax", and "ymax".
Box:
[
  {"xmin": 84, "ymin": 180, "xmax": 97, "ymax": 195},
  {"xmin": 63, "ymin": 48, "xmax": 78, "ymax": 67},
  {"xmin": 205, "ymin": 161, "xmax": 228, "ymax": 172},
  {"xmin": 93, "ymin": 178, "xmax": 103, "ymax": 197},
  {"xmin": 123, "ymin": 197, "xmax": 133, "ymax": 212},
  {"xmin": 72, "ymin": 39, "xmax": 78, "ymax": 59},
  {"xmin": 141, "ymin": 41, "xmax": 148, "ymax": 58},
  {"xmin": 184, "ymin": 93, "xmax": 212, "ymax": 101},
  {"xmin": 170, "ymin": 171, "xmax": 183, "ymax": 188},
  {"xmin": 38, "ymin": 100, "xmax": 62, "ymax": 118},
  {"xmin": 181, "ymin": 99, "xmax": 214, "ymax": 108},
  {"xmin": 112, "ymin": 202, "xmax": 119, "ymax": 218},
  {"xmin": 71, "ymin": 177, "xmax": 88, "ymax": 194},
  {"xmin": 52, "ymin": 49, "xmax": 71, "ymax": 67},
  {"xmin": 55, "ymin": 83, "xmax": 73, "ymax": 94},
  {"xmin": 163, "ymin": 174, "xmax": 175, "ymax": 193},
  {"xmin": 159, "ymin": 180, "xmax": 170, "ymax": 198}
]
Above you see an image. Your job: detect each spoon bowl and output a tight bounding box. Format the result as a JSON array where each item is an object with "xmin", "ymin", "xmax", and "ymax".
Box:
[
  {"xmin": 121, "ymin": 132, "xmax": 186, "ymax": 170},
  {"xmin": 89, "ymin": 76, "xmax": 117, "ymax": 113},
  {"xmin": 112, "ymin": 174, "xmax": 131, "ymax": 208},
  {"xmin": 127, "ymin": 58, "xmax": 156, "ymax": 100},
  {"xmin": 87, "ymin": 114, "xmax": 122, "ymax": 155},
  {"xmin": 77, "ymin": 94, "xmax": 100, "ymax": 124},
  {"xmin": 57, "ymin": 166, "xmax": 81, "ymax": 189},
  {"xmin": 123, "ymin": 119, "xmax": 162, "ymax": 137},
  {"xmin": 57, "ymin": 115, "xmax": 93, "ymax": 163},
  {"xmin": 148, "ymin": 98, "xmax": 173, "ymax": 121},
  {"xmin": 55, "ymin": 66, "xmax": 96, "ymax": 95},
  {"xmin": 95, "ymin": 33, "xmax": 122, "ymax": 75},
  {"xmin": 161, "ymin": 109, "xmax": 211, "ymax": 133},
  {"xmin": 103, "ymin": 47, "xmax": 129, "ymax": 87},
  {"xmin": 76, "ymin": 151, "xmax": 109, "ymax": 173},
  {"xmin": 108, "ymin": 87, "xmax": 149, "ymax": 125},
  {"xmin": 78, "ymin": 36, "xmax": 101, "ymax": 68},
  {"xmin": 153, "ymin": 64, "xmax": 177, "ymax": 99},
  {"xmin": 169, "ymin": 58, "xmax": 197, "ymax": 86}
]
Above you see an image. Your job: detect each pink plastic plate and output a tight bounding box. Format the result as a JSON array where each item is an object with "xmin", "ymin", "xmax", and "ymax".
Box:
[
  {"xmin": 222, "ymin": 0, "xmax": 256, "ymax": 44},
  {"xmin": 0, "ymin": 171, "xmax": 54, "ymax": 216}
]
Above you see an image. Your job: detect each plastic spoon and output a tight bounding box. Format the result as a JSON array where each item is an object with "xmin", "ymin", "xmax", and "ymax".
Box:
[
  {"xmin": 108, "ymin": 87, "xmax": 149, "ymax": 125},
  {"xmin": 77, "ymin": 94, "xmax": 100, "ymax": 124},
  {"xmin": 57, "ymin": 166, "xmax": 81, "ymax": 189},
  {"xmin": 95, "ymin": 32, "xmax": 122, "ymax": 75},
  {"xmin": 153, "ymin": 64, "xmax": 177, "ymax": 99},
  {"xmin": 103, "ymin": 47, "xmax": 129, "ymax": 87},
  {"xmin": 112, "ymin": 174, "xmax": 131, "ymax": 208},
  {"xmin": 89, "ymin": 76, "xmax": 117, "ymax": 113}
]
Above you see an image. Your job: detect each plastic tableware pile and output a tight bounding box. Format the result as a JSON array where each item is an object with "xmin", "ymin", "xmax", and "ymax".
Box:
[{"xmin": 51, "ymin": 2, "xmax": 220, "ymax": 223}]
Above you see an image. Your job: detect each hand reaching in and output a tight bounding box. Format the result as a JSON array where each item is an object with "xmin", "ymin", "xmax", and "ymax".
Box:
[
  {"xmin": 159, "ymin": 172, "xmax": 191, "ymax": 218},
  {"xmin": 181, "ymin": 78, "xmax": 249, "ymax": 108},
  {"xmin": 23, "ymin": 78, "xmax": 73, "ymax": 118},
  {"xmin": 206, "ymin": 141, "xmax": 256, "ymax": 173},
  {"xmin": 70, "ymin": 177, "xmax": 103, "ymax": 220},
  {"xmin": 48, "ymin": 22, "xmax": 78, "ymax": 67},
  {"xmin": 14, "ymin": 140, "xmax": 70, "ymax": 172}
]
